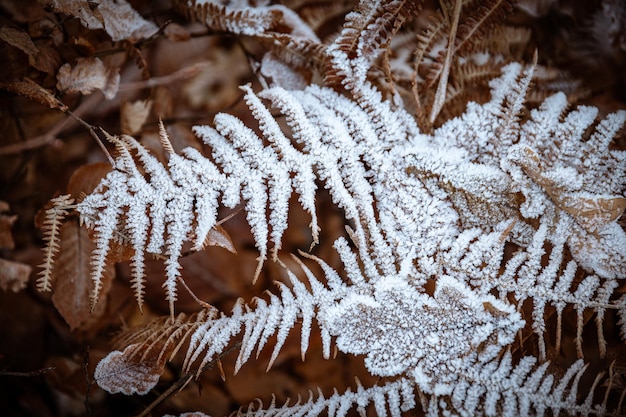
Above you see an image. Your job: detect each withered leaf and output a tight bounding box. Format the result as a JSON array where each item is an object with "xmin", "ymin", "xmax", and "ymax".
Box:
[
  {"xmin": 518, "ymin": 147, "xmax": 626, "ymax": 231},
  {"xmin": 94, "ymin": 343, "xmax": 164, "ymax": 395},
  {"xmin": 3, "ymin": 78, "xmax": 68, "ymax": 111},
  {"xmin": 0, "ymin": 201, "xmax": 17, "ymax": 250},
  {"xmin": 30, "ymin": 40, "xmax": 63, "ymax": 75},
  {"xmin": 42, "ymin": 0, "xmax": 103, "ymax": 30},
  {"xmin": 66, "ymin": 162, "xmax": 113, "ymax": 200},
  {"xmin": 203, "ymin": 224, "xmax": 236, "ymax": 253},
  {"xmin": 556, "ymin": 193, "xmax": 626, "ymax": 232},
  {"xmin": 44, "ymin": 0, "xmax": 157, "ymax": 52},
  {"xmin": 0, "ymin": 26, "xmax": 39, "ymax": 57},
  {"xmin": 120, "ymin": 100, "xmax": 152, "ymax": 135},
  {"xmin": 0, "ymin": 258, "xmax": 31, "ymax": 293},
  {"xmin": 56, "ymin": 57, "xmax": 120, "ymax": 100},
  {"xmin": 51, "ymin": 221, "xmax": 114, "ymax": 331},
  {"xmin": 97, "ymin": 0, "xmax": 158, "ymax": 42}
]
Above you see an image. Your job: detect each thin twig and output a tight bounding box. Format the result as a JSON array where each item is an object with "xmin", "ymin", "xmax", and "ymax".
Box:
[
  {"xmin": 66, "ymin": 111, "xmax": 115, "ymax": 165},
  {"xmin": 83, "ymin": 347, "xmax": 93, "ymax": 417},
  {"xmin": 118, "ymin": 62, "xmax": 210, "ymax": 92},
  {"xmin": 0, "ymin": 367, "xmax": 55, "ymax": 377},
  {"xmin": 0, "ymin": 92, "xmax": 103, "ymax": 156}
]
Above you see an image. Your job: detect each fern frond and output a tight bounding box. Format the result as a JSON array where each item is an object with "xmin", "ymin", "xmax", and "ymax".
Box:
[
  {"xmin": 235, "ymin": 378, "xmax": 416, "ymax": 417},
  {"xmin": 325, "ymin": 0, "xmax": 422, "ymax": 88},
  {"xmin": 441, "ymin": 353, "xmax": 597, "ymax": 417},
  {"xmin": 424, "ymin": 0, "xmax": 516, "ymax": 87},
  {"xmin": 37, "ymin": 194, "xmax": 75, "ymax": 292},
  {"xmin": 334, "ymin": 0, "xmax": 421, "ymax": 61},
  {"xmin": 182, "ymin": 258, "xmax": 341, "ymax": 376},
  {"xmin": 175, "ymin": 0, "xmax": 284, "ymax": 37}
]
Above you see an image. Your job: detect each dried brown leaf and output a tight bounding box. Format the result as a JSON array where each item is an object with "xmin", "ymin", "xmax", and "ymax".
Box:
[
  {"xmin": 164, "ymin": 22, "xmax": 191, "ymax": 42},
  {"xmin": 94, "ymin": 343, "xmax": 162, "ymax": 395},
  {"xmin": 42, "ymin": 0, "xmax": 104, "ymax": 29},
  {"xmin": 557, "ymin": 193, "xmax": 626, "ymax": 232},
  {"xmin": 30, "ymin": 40, "xmax": 63, "ymax": 75},
  {"xmin": 0, "ymin": 258, "xmax": 31, "ymax": 293},
  {"xmin": 51, "ymin": 221, "xmax": 114, "ymax": 331},
  {"xmin": 0, "ymin": 201, "xmax": 17, "ymax": 250},
  {"xmin": 45, "ymin": 0, "xmax": 157, "ymax": 42},
  {"xmin": 65, "ymin": 163, "xmax": 113, "ymax": 200},
  {"xmin": 120, "ymin": 99, "xmax": 152, "ymax": 135},
  {"xmin": 0, "ymin": 26, "xmax": 38, "ymax": 57},
  {"xmin": 519, "ymin": 147, "xmax": 626, "ymax": 231},
  {"xmin": 202, "ymin": 224, "xmax": 236, "ymax": 254},
  {"xmin": 3, "ymin": 78, "xmax": 68, "ymax": 111},
  {"xmin": 98, "ymin": 0, "xmax": 158, "ymax": 42},
  {"xmin": 56, "ymin": 57, "xmax": 120, "ymax": 100}
]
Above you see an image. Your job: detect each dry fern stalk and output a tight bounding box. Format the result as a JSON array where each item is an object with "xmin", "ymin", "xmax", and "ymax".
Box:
[{"xmin": 38, "ymin": 0, "xmax": 626, "ymax": 416}]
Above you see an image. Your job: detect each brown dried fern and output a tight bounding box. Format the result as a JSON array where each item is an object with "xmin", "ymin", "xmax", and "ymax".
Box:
[{"xmin": 37, "ymin": 194, "xmax": 74, "ymax": 292}]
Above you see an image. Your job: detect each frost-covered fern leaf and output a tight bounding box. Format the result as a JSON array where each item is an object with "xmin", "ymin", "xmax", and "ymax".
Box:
[
  {"xmin": 236, "ymin": 378, "xmax": 417, "ymax": 417},
  {"xmin": 434, "ymin": 63, "xmax": 626, "ymax": 268},
  {"xmin": 437, "ymin": 353, "xmax": 597, "ymax": 417}
]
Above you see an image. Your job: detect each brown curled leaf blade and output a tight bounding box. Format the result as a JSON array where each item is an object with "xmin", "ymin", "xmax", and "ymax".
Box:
[
  {"xmin": 51, "ymin": 220, "xmax": 114, "ymax": 331},
  {"xmin": 3, "ymin": 78, "xmax": 68, "ymax": 111}
]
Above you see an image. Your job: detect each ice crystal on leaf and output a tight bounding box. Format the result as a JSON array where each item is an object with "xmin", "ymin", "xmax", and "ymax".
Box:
[{"xmin": 321, "ymin": 276, "xmax": 523, "ymax": 395}]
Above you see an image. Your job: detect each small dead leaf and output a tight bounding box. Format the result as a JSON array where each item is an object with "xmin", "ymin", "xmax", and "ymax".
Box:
[
  {"xmin": 0, "ymin": 26, "xmax": 39, "ymax": 57},
  {"xmin": 42, "ymin": 0, "xmax": 104, "ymax": 30},
  {"xmin": 3, "ymin": 78, "xmax": 68, "ymax": 111},
  {"xmin": 51, "ymin": 221, "xmax": 114, "ymax": 331},
  {"xmin": 557, "ymin": 194, "xmax": 626, "ymax": 231},
  {"xmin": 94, "ymin": 343, "xmax": 162, "ymax": 395},
  {"xmin": 120, "ymin": 99, "xmax": 152, "ymax": 135},
  {"xmin": 66, "ymin": 162, "xmax": 113, "ymax": 200},
  {"xmin": 0, "ymin": 258, "xmax": 31, "ymax": 292},
  {"xmin": 517, "ymin": 146, "xmax": 626, "ymax": 231},
  {"xmin": 202, "ymin": 224, "xmax": 236, "ymax": 253},
  {"xmin": 0, "ymin": 201, "xmax": 17, "ymax": 250},
  {"xmin": 98, "ymin": 0, "xmax": 158, "ymax": 42},
  {"xmin": 260, "ymin": 52, "xmax": 307, "ymax": 90},
  {"xmin": 56, "ymin": 57, "xmax": 120, "ymax": 100}
]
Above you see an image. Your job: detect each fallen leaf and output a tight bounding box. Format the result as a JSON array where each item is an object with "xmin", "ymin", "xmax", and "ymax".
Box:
[
  {"xmin": 51, "ymin": 220, "xmax": 114, "ymax": 331},
  {"xmin": 120, "ymin": 99, "xmax": 152, "ymax": 135},
  {"xmin": 0, "ymin": 258, "xmax": 31, "ymax": 292},
  {"xmin": 203, "ymin": 224, "xmax": 236, "ymax": 253},
  {"xmin": 3, "ymin": 78, "xmax": 68, "ymax": 111},
  {"xmin": 56, "ymin": 57, "xmax": 120, "ymax": 100},
  {"xmin": 164, "ymin": 22, "xmax": 191, "ymax": 42},
  {"xmin": 0, "ymin": 26, "xmax": 38, "ymax": 57},
  {"xmin": 94, "ymin": 343, "xmax": 162, "ymax": 395},
  {"xmin": 42, "ymin": 0, "xmax": 103, "ymax": 30},
  {"xmin": 98, "ymin": 0, "xmax": 158, "ymax": 42},
  {"xmin": 30, "ymin": 39, "xmax": 62, "ymax": 75},
  {"xmin": 557, "ymin": 193, "xmax": 626, "ymax": 232},
  {"xmin": 65, "ymin": 162, "xmax": 113, "ymax": 200},
  {"xmin": 0, "ymin": 201, "xmax": 17, "ymax": 250}
]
